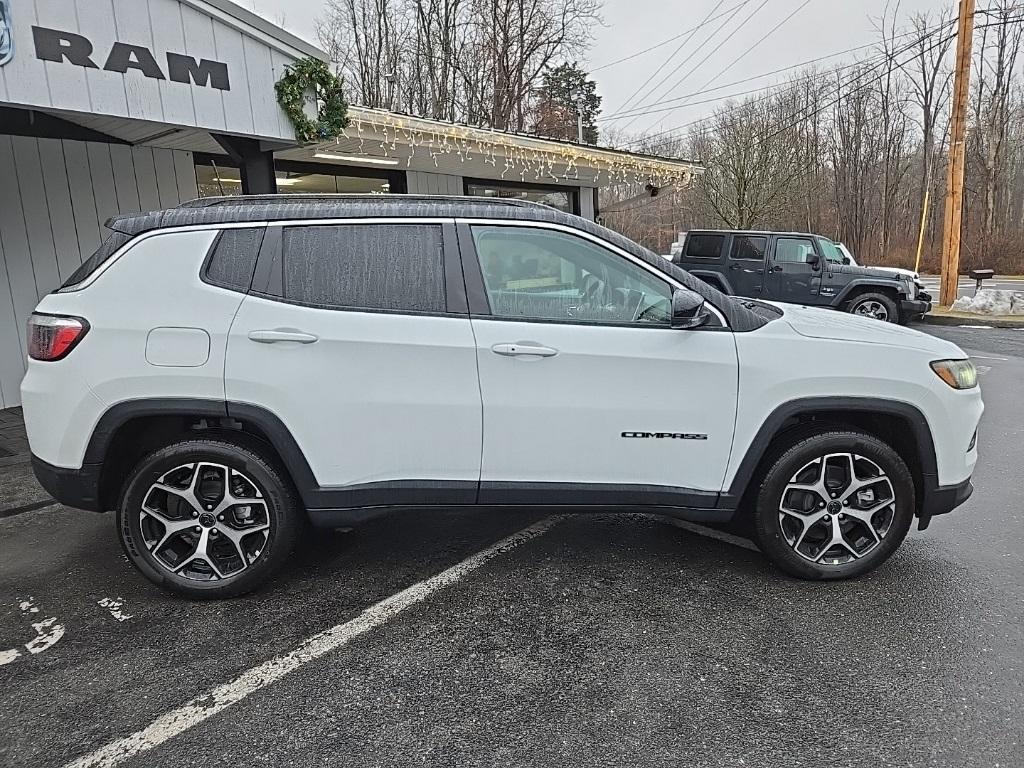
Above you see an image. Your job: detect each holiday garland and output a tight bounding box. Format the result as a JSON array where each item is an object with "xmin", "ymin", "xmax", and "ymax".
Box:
[{"xmin": 275, "ymin": 58, "xmax": 349, "ymax": 143}]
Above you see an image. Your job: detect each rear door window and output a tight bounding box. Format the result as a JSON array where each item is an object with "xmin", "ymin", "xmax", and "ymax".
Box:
[
  {"xmin": 684, "ymin": 233, "xmax": 725, "ymax": 259},
  {"xmin": 271, "ymin": 224, "xmax": 446, "ymax": 313},
  {"xmin": 730, "ymin": 235, "xmax": 767, "ymax": 261}
]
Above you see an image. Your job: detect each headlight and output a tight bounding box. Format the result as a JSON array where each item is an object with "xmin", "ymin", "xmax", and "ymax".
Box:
[{"xmin": 931, "ymin": 359, "xmax": 978, "ymax": 389}]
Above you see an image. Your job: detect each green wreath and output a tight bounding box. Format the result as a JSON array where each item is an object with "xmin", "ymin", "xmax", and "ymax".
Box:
[{"xmin": 275, "ymin": 58, "xmax": 349, "ymax": 144}]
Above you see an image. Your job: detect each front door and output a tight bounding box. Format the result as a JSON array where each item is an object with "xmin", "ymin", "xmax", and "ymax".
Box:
[
  {"xmin": 225, "ymin": 221, "xmax": 482, "ymax": 506},
  {"xmin": 726, "ymin": 233, "xmax": 768, "ymax": 297},
  {"xmin": 764, "ymin": 235, "xmax": 824, "ymax": 305},
  {"xmin": 460, "ymin": 222, "xmax": 739, "ymax": 506}
]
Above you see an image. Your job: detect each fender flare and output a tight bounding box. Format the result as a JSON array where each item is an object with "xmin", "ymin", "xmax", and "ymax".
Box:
[
  {"xmin": 84, "ymin": 398, "xmax": 321, "ymax": 507},
  {"xmin": 718, "ymin": 396, "xmax": 937, "ymax": 509},
  {"xmin": 834, "ymin": 279, "xmax": 907, "ymax": 306},
  {"xmin": 687, "ymin": 269, "xmax": 734, "ymax": 294}
]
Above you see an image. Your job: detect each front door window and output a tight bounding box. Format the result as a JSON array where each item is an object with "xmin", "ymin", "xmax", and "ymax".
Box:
[{"xmin": 470, "ymin": 225, "xmax": 672, "ymax": 326}]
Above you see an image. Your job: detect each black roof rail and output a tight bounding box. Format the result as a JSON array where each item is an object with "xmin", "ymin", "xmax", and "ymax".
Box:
[{"xmin": 176, "ymin": 193, "xmax": 546, "ymax": 209}]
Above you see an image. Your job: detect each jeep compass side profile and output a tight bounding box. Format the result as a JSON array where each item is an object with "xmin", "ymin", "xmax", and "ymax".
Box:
[{"xmin": 22, "ymin": 196, "xmax": 982, "ymax": 598}]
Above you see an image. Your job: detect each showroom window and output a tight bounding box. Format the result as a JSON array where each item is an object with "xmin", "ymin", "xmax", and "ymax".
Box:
[
  {"xmin": 465, "ymin": 179, "xmax": 578, "ymax": 214},
  {"xmin": 193, "ymin": 157, "xmax": 405, "ymax": 198}
]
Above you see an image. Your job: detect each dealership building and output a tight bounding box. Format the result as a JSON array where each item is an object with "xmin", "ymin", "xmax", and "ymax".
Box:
[{"xmin": 0, "ymin": 0, "xmax": 701, "ymax": 409}]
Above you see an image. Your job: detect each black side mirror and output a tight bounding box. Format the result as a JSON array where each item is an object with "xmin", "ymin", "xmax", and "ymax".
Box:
[
  {"xmin": 807, "ymin": 252, "xmax": 821, "ymax": 271},
  {"xmin": 842, "ymin": 255, "xmax": 851, "ymax": 265},
  {"xmin": 671, "ymin": 288, "xmax": 710, "ymax": 330}
]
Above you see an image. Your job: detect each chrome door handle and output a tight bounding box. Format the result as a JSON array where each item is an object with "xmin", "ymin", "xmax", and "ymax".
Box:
[
  {"xmin": 248, "ymin": 329, "xmax": 319, "ymax": 344},
  {"xmin": 491, "ymin": 342, "xmax": 558, "ymax": 358}
]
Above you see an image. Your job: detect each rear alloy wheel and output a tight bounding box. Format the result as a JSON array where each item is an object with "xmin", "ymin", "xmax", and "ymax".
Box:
[
  {"xmin": 847, "ymin": 292, "xmax": 898, "ymax": 323},
  {"xmin": 118, "ymin": 438, "xmax": 302, "ymax": 598},
  {"xmin": 752, "ymin": 430, "xmax": 915, "ymax": 580}
]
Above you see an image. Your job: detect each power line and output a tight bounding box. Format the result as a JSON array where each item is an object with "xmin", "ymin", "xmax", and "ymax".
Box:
[
  {"xmin": 598, "ymin": 24, "xmax": 935, "ymax": 123},
  {"xmin": 697, "ymin": 14, "xmax": 1022, "ymax": 153},
  {"xmin": 620, "ymin": 14, "xmax": 961, "ymax": 149},
  {"xmin": 657, "ymin": 0, "xmax": 817, "ymax": 127},
  {"xmin": 610, "ymin": 2, "xmax": 749, "ymax": 121},
  {"xmin": 616, "ymin": 0, "xmax": 773, "ymax": 133},
  {"xmin": 589, "ymin": 0, "xmax": 751, "ymax": 73}
]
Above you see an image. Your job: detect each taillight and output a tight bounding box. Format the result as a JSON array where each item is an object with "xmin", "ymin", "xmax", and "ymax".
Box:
[{"xmin": 27, "ymin": 313, "xmax": 90, "ymax": 361}]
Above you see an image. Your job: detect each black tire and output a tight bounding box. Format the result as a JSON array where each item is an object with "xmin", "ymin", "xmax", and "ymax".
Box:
[
  {"xmin": 751, "ymin": 429, "xmax": 915, "ymax": 580},
  {"xmin": 117, "ymin": 438, "xmax": 303, "ymax": 599},
  {"xmin": 846, "ymin": 291, "xmax": 900, "ymax": 323}
]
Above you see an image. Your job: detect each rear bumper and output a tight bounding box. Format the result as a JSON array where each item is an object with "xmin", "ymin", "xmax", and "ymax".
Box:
[
  {"xmin": 918, "ymin": 476, "xmax": 973, "ymax": 530},
  {"xmin": 31, "ymin": 455, "xmax": 104, "ymax": 512}
]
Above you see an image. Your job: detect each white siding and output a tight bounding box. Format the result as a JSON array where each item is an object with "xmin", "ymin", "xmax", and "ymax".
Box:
[
  {"xmin": 0, "ymin": 0, "xmax": 303, "ymax": 141},
  {"xmin": 406, "ymin": 171, "xmax": 463, "ymax": 196},
  {"xmin": 0, "ymin": 137, "xmax": 197, "ymax": 408}
]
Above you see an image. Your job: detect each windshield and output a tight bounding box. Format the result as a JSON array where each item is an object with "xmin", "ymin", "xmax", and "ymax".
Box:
[{"xmin": 818, "ymin": 237, "xmax": 844, "ymax": 265}]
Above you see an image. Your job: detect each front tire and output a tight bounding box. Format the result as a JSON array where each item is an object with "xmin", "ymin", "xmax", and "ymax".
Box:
[
  {"xmin": 117, "ymin": 438, "xmax": 303, "ymax": 599},
  {"xmin": 751, "ymin": 430, "xmax": 915, "ymax": 580},
  {"xmin": 847, "ymin": 291, "xmax": 899, "ymax": 323}
]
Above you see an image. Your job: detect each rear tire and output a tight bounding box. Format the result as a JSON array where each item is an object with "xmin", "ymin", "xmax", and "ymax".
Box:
[
  {"xmin": 751, "ymin": 429, "xmax": 915, "ymax": 580},
  {"xmin": 117, "ymin": 437, "xmax": 303, "ymax": 599},
  {"xmin": 847, "ymin": 291, "xmax": 899, "ymax": 323}
]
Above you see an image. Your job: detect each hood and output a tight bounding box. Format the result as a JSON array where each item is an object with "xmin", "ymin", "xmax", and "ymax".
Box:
[
  {"xmin": 869, "ymin": 265, "xmax": 919, "ymax": 280},
  {"xmin": 777, "ymin": 303, "xmax": 964, "ymax": 356},
  {"xmin": 829, "ymin": 263, "xmax": 907, "ymax": 283}
]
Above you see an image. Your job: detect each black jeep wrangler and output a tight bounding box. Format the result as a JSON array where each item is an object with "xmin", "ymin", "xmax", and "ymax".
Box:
[{"xmin": 671, "ymin": 230, "xmax": 931, "ymax": 324}]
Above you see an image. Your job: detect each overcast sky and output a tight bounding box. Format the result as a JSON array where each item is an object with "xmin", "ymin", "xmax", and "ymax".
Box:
[{"xmin": 240, "ymin": 0, "xmax": 953, "ymax": 139}]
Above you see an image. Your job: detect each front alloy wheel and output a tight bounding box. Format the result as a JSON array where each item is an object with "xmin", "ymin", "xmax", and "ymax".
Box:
[
  {"xmin": 778, "ymin": 453, "xmax": 896, "ymax": 565},
  {"xmin": 848, "ymin": 291, "xmax": 899, "ymax": 323},
  {"xmin": 752, "ymin": 429, "xmax": 915, "ymax": 580}
]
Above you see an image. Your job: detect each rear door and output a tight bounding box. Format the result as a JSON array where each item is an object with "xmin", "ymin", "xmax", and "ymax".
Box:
[
  {"xmin": 725, "ymin": 233, "xmax": 767, "ymax": 297},
  {"xmin": 225, "ymin": 219, "xmax": 482, "ymax": 506},
  {"xmin": 764, "ymin": 235, "xmax": 824, "ymax": 305}
]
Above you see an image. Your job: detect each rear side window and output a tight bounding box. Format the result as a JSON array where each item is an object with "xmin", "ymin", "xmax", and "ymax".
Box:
[
  {"xmin": 203, "ymin": 227, "xmax": 264, "ymax": 292},
  {"xmin": 684, "ymin": 233, "xmax": 725, "ymax": 259},
  {"xmin": 58, "ymin": 231, "xmax": 132, "ymax": 291},
  {"xmin": 275, "ymin": 224, "xmax": 445, "ymax": 312},
  {"xmin": 730, "ymin": 235, "xmax": 767, "ymax": 261}
]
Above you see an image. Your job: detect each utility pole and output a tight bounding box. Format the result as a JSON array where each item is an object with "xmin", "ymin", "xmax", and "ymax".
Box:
[
  {"xmin": 939, "ymin": 0, "xmax": 976, "ymax": 306},
  {"xmin": 572, "ymin": 89, "xmax": 586, "ymax": 143}
]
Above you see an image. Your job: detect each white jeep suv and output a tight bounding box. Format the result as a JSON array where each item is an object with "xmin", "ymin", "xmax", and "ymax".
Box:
[{"xmin": 21, "ymin": 196, "xmax": 983, "ymax": 598}]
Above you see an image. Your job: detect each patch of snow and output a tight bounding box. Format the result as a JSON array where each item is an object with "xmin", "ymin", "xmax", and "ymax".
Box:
[
  {"xmin": 0, "ymin": 599, "xmax": 65, "ymax": 665},
  {"xmin": 98, "ymin": 597, "xmax": 133, "ymax": 622},
  {"xmin": 951, "ymin": 289, "xmax": 1024, "ymax": 315},
  {"xmin": 18, "ymin": 599, "xmax": 39, "ymax": 614}
]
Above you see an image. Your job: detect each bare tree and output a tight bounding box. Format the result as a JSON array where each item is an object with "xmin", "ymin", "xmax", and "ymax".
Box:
[{"xmin": 970, "ymin": 1, "xmax": 1023, "ymax": 245}]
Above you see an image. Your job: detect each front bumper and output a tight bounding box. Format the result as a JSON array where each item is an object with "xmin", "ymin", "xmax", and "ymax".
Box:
[
  {"xmin": 917, "ymin": 476, "xmax": 973, "ymax": 530},
  {"xmin": 901, "ymin": 298, "xmax": 932, "ymax": 318},
  {"xmin": 31, "ymin": 455, "xmax": 104, "ymax": 512}
]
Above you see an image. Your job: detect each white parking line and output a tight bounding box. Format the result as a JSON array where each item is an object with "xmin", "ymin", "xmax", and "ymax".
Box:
[
  {"xmin": 970, "ymin": 355, "xmax": 1008, "ymax": 361},
  {"xmin": 63, "ymin": 515, "xmax": 562, "ymax": 768}
]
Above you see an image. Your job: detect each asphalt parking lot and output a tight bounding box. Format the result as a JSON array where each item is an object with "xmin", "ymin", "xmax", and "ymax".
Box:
[{"xmin": 1, "ymin": 324, "xmax": 1022, "ymax": 768}]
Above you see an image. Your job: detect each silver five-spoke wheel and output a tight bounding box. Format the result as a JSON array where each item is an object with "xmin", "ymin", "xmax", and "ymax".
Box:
[
  {"xmin": 140, "ymin": 462, "xmax": 271, "ymax": 581},
  {"xmin": 852, "ymin": 300, "xmax": 889, "ymax": 321},
  {"xmin": 778, "ymin": 452, "xmax": 896, "ymax": 565}
]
